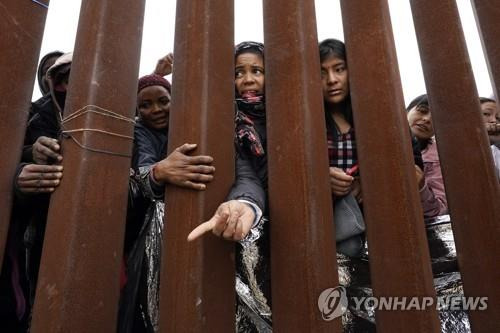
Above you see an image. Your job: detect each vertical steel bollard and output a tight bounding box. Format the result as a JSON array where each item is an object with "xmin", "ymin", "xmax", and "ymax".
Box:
[
  {"xmin": 471, "ymin": 0, "xmax": 500, "ymax": 101},
  {"xmin": 263, "ymin": 0, "xmax": 341, "ymax": 331},
  {"xmin": 30, "ymin": 0, "xmax": 145, "ymax": 331},
  {"xmin": 159, "ymin": 0, "xmax": 235, "ymax": 331},
  {"xmin": 410, "ymin": 1, "xmax": 500, "ymax": 331},
  {"xmin": 340, "ymin": 0, "xmax": 442, "ymax": 331},
  {"xmin": 0, "ymin": 0, "xmax": 49, "ymax": 268}
]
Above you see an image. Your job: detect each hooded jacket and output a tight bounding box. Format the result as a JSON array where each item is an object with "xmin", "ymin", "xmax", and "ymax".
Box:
[
  {"xmin": 22, "ymin": 52, "xmax": 73, "ymax": 163},
  {"xmin": 2, "ymin": 53, "xmax": 73, "ymax": 326},
  {"xmin": 37, "ymin": 50, "xmax": 64, "ymax": 96}
]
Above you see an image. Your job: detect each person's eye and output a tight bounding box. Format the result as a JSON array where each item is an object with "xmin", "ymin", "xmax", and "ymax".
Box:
[
  {"xmin": 336, "ymin": 66, "xmax": 345, "ymax": 73},
  {"xmin": 139, "ymin": 102, "xmax": 150, "ymax": 109},
  {"xmin": 159, "ymin": 98, "xmax": 170, "ymax": 106},
  {"xmin": 253, "ymin": 68, "xmax": 263, "ymax": 75},
  {"xmin": 235, "ymin": 70, "xmax": 243, "ymax": 78},
  {"xmin": 320, "ymin": 69, "xmax": 327, "ymax": 77},
  {"xmin": 483, "ymin": 112, "xmax": 490, "ymax": 117}
]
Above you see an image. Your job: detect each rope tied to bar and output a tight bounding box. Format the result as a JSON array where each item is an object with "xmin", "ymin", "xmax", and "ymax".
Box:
[
  {"xmin": 31, "ymin": 0, "xmax": 49, "ymax": 9},
  {"xmin": 60, "ymin": 104, "xmax": 136, "ymax": 158}
]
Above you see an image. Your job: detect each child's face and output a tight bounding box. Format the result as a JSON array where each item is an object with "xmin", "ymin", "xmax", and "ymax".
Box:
[
  {"xmin": 235, "ymin": 52, "xmax": 265, "ymax": 98},
  {"xmin": 137, "ymin": 85, "xmax": 171, "ymax": 130},
  {"xmin": 481, "ymin": 101, "xmax": 500, "ymax": 144},
  {"xmin": 407, "ymin": 104, "xmax": 434, "ymax": 140},
  {"xmin": 480, "ymin": 101, "xmax": 498, "ymax": 124},
  {"xmin": 321, "ymin": 55, "xmax": 349, "ymax": 105}
]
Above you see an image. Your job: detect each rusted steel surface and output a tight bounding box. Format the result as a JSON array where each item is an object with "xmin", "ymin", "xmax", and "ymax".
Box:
[
  {"xmin": 471, "ymin": 0, "xmax": 500, "ymax": 101},
  {"xmin": 0, "ymin": 0, "xmax": 49, "ymax": 269},
  {"xmin": 30, "ymin": 0, "xmax": 145, "ymax": 332},
  {"xmin": 263, "ymin": 1, "xmax": 341, "ymax": 331},
  {"xmin": 340, "ymin": 0, "xmax": 441, "ymax": 331},
  {"xmin": 159, "ymin": 0, "xmax": 235, "ymax": 331},
  {"xmin": 410, "ymin": 1, "xmax": 500, "ymax": 331}
]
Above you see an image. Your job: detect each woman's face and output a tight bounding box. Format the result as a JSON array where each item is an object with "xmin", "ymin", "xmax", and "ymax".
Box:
[
  {"xmin": 235, "ymin": 52, "xmax": 265, "ymax": 98},
  {"xmin": 480, "ymin": 101, "xmax": 499, "ymax": 124},
  {"xmin": 137, "ymin": 85, "xmax": 170, "ymax": 130},
  {"xmin": 407, "ymin": 104, "xmax": 434, "ymax": 140},
  {"xmin": 321, "ymin": 55, "xmax": 349, "ymax": 105}
]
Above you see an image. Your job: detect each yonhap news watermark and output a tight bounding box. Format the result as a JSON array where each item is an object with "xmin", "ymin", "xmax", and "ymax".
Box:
[{"xmin": 318, "ymin": 286, "xmax": 488, "ymax": 321}]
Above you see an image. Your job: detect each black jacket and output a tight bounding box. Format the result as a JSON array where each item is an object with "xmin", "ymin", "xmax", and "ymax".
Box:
[
  {"xmin": 130, "ymin": 120, "xmax": 168, "ymax": 199},
  {"xmin": 21, "ymin": 94, "xmax": 61, "ymax": 163},
  {"xmin": 131, "ymin": 120, "xmax": 168, "ymax": 170},
  {"xmin": 1, "ymin": 94, "xmax": 63, "ymax": 326}
]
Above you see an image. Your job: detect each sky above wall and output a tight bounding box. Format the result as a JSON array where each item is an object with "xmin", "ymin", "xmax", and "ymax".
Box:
[{"xmin": 33, "ymin": 0, "xmax": 493, "ymax": 105}]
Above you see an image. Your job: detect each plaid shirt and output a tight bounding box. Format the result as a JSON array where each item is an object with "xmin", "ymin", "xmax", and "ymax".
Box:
[{"xmin": 327, "ymin": 127, "xmax": 357, "ymax": 171}]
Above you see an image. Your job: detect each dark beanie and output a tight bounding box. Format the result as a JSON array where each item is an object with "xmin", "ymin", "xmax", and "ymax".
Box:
[{"xmin": 138, "ymin": 74, "xmax": 171, "ymax": 94}]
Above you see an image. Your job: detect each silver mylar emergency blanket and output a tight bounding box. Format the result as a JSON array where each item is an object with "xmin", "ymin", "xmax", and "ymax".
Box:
[{"xmin": 236, "ymin": 215, "xmax": 471, "ymax": 333}]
